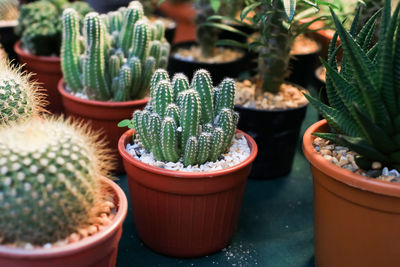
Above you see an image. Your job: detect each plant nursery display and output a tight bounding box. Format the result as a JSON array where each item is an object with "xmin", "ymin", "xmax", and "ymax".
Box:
[
  {"xmin": 303, "ymin": 0, "xmax": 400, "ymax": 265},
  {"xmin": 207, "ymin": 0, "xmax": 328, "ymax": 178},
  {"xmin": 168, "ymin": 0, "xmax": 250, "ymax": 84},
  {"xmin": 118, "ymin": 69, "xmax": 257, "ymax": 257},
  {"xmin": 59, "ymin": 1, "xmax": 170, "ymax": 172},
  {"xmin": 0, "ymin": 0, "xmax": 19, "ymax": 61},
  {"xmin": 14, "ymin": 0, "xmax": 92, "ymax": 114}
]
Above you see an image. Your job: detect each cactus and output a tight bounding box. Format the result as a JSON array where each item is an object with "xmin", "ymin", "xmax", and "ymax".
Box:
[
  {"xmin": 0, "ymin": 118, "xmax": 114, "ymax": 245},
  {"xmin": 17, "ymin": 0, "xmax": 92, "ymax": 56},
  {"xmin": 0, "ymin": 0, "xmax": 19, "ymax": 21},
  {"xmin": 129, "ymin": 69, "xmax": 238, "ymax": 167},
  {"xmin": 0, "ymin": 59, "xmax": 44, "ymax": 124},
  {"xmin": 61, "ymin": 1, "xmax": 170, "ymax": 101}
]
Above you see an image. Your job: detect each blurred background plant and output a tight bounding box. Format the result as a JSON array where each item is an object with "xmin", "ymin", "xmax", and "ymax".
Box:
[{"xmin": 16, "ymin": 0, "xmax": 92, "ymax": 56}]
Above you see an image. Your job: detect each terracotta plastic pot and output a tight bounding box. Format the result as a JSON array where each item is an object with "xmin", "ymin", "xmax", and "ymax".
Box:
[
  {"xmin": 118, "ymin": 129, "xmax": 258, "ymax": 257},
  {"xmin": 58, "ymin": 79, "xmax": 148, "ymax": 173},
  {"xmin": 0, "ymin": 177, "xmax": 128, "ymax": 267},
  {"xmin": 14, "ymin": 41, "xmax": 63, "ymax": 114},
  {"xmin": 303, "ymin": 120, "xmax": 400, "ymax": 267}
]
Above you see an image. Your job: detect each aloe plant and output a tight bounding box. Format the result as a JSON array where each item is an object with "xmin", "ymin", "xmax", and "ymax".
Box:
[
  {"xmin": 207, "ymin": 0, "xmax": 333, "ymax": 94},
  {"xmin": 305, "ymin": 0, "xmax": 400, "ymax": 171}
]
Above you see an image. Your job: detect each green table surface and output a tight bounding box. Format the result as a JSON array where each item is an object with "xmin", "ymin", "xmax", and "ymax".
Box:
[{"xmin": 115, "ymin": 107, "xmax": 318, "ymax": 267}]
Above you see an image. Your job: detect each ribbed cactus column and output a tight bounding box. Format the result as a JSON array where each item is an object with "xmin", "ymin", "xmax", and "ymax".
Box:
[
  {"xmin": 130, "ymin": 20, "xmax": 150, "ymax": 62},
  {"xmin": 61, "ymin": 8, "xmax": 82, "ymax": 93},
  {"xmin": 180, "ymin": 89, "xmax": 201, "ymax": 149},
  {"xmin": 82, "ymin": 12, "xmax": 110, "ymax": 100}
]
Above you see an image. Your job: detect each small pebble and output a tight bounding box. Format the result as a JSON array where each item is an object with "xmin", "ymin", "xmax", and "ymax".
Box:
[
  {"xmin": 87, "ymin": 225, "xmax": 98, "ymax": 235},
  {"xmin": 67, "ymin": 233, "xmax": 80, "ymax": 244},
  {"xmin": 372, "ymin": 162, "xmax": 382, "ymax": 170}
]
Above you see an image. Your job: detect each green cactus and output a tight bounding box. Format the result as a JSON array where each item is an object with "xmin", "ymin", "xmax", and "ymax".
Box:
[
  {"xmin": 61, "ymin": 1, "xmax": 170, "ymax": 101},
  {"xmin": 0, "ymin": 0, "xmax": 19, "ymax": 21},
  {"xmin": 17, "ymin": 0, "xmax": 92, "ymax": 56},
  {"xmin": 127, "ymin": 69, "xmax": 238, "ymax": 167},
  {"xmin": 0, "ymin": 118, "xmax": 114, "ymax": 245},
  {"xmin": 0, "ymin": 59, "xmax": 44, "ymax": 124}
]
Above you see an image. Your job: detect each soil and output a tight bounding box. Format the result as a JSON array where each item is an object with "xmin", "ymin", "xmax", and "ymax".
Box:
[
  {"xmin": 316, "ymin": 65, "xmax": 342, "ymax": 83},
  {"xmin": 290, "ymin": 35, "xmax": 320, "ymax": 55},
  {"xmin": 313, "ymin": 136, "xmax": 400, "ymax": 183},
  {"xmin": 235, "ymin": 79, "xmax": 308, "ymax": 110},
  {"xmin": 149, "ymin": 16, "xmax": 176, "ymax": 29},
  {"xmin": 173, "ymin": 46, "xmax": 244, "ymax": 64},
  {"xmin": 1, "ymin": 194, "xmax": 117, "ymax": 249}
]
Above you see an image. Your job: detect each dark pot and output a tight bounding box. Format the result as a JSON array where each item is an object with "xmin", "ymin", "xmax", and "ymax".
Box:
[
  {"xmin": 165, "ymin": 23, "xmax": 176, "ymax": 44},
  {"xmin": 168, "ymin": 41, "xmax": 250, "ymax": 85},
  {"xmin": 288, "ymin": 43, "xmax": 321, "ymax": 88},
  {"xmin": 85, "ymin": 0, "xmax": 130, "ymax": 13},
  {"xmin": 235, "ymin": 98, "xmax": 308, "ymax": 179},
  {"xmin": 0, "ymin": 21, "xmax": 19, "ymax": 63}
]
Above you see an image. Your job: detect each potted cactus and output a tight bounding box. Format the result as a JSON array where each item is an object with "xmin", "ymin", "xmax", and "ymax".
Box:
[
  {"xmin": 58, "ymin": 1, "xmax": 170, "ymax": 172},
  {"xmin": 168, "ymin": 0, "xmax": 250, "ymax": 84},
  {"xmin": 14, "ymin": 0, "xmax": 92, "ymax": 114},
  {"xmin": 0, "ymin": 0, "xmax": 19, "ymax": 62},
  {"xmin": 118, "ymin": 69, "xmax": 258, "ymax": 257},
  {"xmin": 303, "ymin": 1, "xmax": 400, "ymax": 265},
  {"xmin": 0, "ymin": 59, "xmax": 128, "ymax": 267},
  {"xmin": 206, "ymin": 0, "xmax": 330, "ymax": 178}
]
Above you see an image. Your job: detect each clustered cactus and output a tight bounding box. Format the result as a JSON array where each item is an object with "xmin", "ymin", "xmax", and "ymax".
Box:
[
  {"xmin": 132, "ymin": 69, "xmax": 238, "ymax": 166},
  {"xmin": 61, "ymin": 1, "xmax": 170, "ymax": 102},
  {"xmin": 0, "ymin": 118, "xmax": 114, "ymax": 245},
  {"xmin": 0, "ymin": 0, "xmax": 18, "ymax": 21},
  {"xmin": 306, "ymin": 0, "xmax": 400, "ymax": 170},
  {"xmin": 16, "ymin": 0, "xmax": 92, "ymax": 56},
  {"xmin": 0, "ymin": 59, "xmax": 44, "ymax": 124}
]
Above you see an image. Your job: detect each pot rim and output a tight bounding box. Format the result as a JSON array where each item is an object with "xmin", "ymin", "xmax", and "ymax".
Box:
[
  {"xmin": 58, "ymin": 78, "xmax": 148, "ymax": 108},
  {"xmin": 14, "ymin": 40, "xmax": 60, "ymax": 62},
  {"xmin": 303, "ymin": 119, "xmax": 400, "ymax": 197},
  {"xmin": 0, "ymin": 177, "xmax": 128, "ymax": 258},
  {"xmin": 170, "ymin": 41, "xmax": 248, "ymax": 66},
  {"xmin": 118, "ymin": 129, "xmax": 258, "ymax": 178}
]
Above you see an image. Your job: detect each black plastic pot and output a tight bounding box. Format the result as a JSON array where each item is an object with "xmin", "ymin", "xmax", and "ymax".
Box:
[
  {"xmin": 0, "ymin": 22, "xmax": 19, "ymax": 62},
  {"xmin": 288, "ymin": 43, "xmax": 321, "ymax": 88},
  {"xmin": 168, "ymin": 41, "xmax": 250, "ymax": 85},
  {"xmin": 165, "ymin": 23, "xmax": 176, "ymax": 44},
  {"xmin": 85, "ymin": 0, "xmax": 130, "ymax": 13},
  {"xmin": 235, "ymin": 98, "xmax": 308, "ymax": 179}
]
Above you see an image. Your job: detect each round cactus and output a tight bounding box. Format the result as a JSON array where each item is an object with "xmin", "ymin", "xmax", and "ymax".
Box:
[
  {"xmin": 0, "ymin": 60, "xmax": 44, "ymax": 124},
  {"xmin": 0, "ymin": 118, "xmax": 114, "ymax": 245}
]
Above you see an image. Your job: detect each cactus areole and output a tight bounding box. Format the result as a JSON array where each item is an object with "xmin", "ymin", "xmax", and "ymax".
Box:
[
  {"xmin": 61, "ymin": 1, "xmax": 170, "ymax": 102},
  {"xmin": 127, "ymin": 69, "xmax": 239, "ymax": 167}
]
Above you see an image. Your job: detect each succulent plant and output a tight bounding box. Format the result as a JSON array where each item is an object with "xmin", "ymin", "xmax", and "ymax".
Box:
[
  {"xmin": 0, "ymin": 118, "xmax": 114, "ymax": 245},
  {"xmin": 61, "ymin": 1, "xmax": 170, "ymax": 101},
  {"xmin": 130, "ymin": 69, "xmax": 238, "ymax": 167},
  {"xmin": 0, "ymin": 59, "xmax": 44, "ymax": 124},
  {"xmin": 305, "ymin": 0, "xmax": 400, "ymax": 171},
  {"xmin": 0, "ymin": 0, "xmax": 18, "ymax": 21},
  {"xmin": 16, "ymin": 0, "xmax": 92, "ymax": 56}
]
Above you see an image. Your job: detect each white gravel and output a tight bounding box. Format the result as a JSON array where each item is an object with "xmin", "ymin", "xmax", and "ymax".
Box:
[{"xmin": 126, "ymin": 133, "xmax": 251, "ymax": 172}]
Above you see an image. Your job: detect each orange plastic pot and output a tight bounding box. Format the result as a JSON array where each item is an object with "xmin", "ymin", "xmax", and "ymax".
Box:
[
  {"xmin": 0, "ymin": 177, "xmax": 128, "ymax": 267},
  {"xmin": 14, "ymin": 41, "xmax": 63, "ymax": 114},
  {"xmin": 58, "ymin": 79, "xmax": 148, "ymax": 173},
  {"xmin": 118, "ymin": 129, "xmax": 258, "ymax": 257},
  {"xmin": 303, "ymin": 120, "xmax": 400, "ymax": 267}
]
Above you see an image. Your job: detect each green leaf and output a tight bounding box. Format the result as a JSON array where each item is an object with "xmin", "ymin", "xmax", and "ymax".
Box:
[
  {"xmin": 207, "ymin": 15, "xmax": 254, "ymax": 27},
  {"xmin": 240, "ymin": 2, "xmax": 261, "ymax": 21},
  {"xmin": 199, "ymin": 22, "xmax": 249, "ymax": 37},
  {"xmin": 215, "ymin": 39, "xmax": 249, "ymax": 49},
  {"xmin": 210, "ymin": 0, "xmax": 221, "ymax": 13},
  {"xmin": 118, "ymin": 119, "xmax": 132, "ymax": 128},
  {"xmin": 356, "ymin": 9, "xmax": 380, "ymax": 50},
  {"xmin": 281, "ymin": 0, "xmax": 296, "ymax": 21}
]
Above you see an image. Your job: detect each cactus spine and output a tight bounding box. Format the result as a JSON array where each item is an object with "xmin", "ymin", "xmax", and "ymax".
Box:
[
  {"xmin": 0, "ymin": 118, "xmax": 114, "ymax": 245},
  {"xmin": 131, "ymin": 69, "xmax": 238, "ymax": 167},
  {"xmin": 61, "ymin": 1, "xmax": 170, "ymax": 101}
]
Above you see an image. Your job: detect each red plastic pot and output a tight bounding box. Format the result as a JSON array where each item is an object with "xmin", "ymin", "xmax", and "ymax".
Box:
[
  {"xmin": 58, "ymin": 79, "xmax": 148, "ymax": 173},
  {"xmin": 14, "ymin": 41, "xmax": 63, "ymax": 114},
  {"xmin": 0, "ymin": 177, "xmax": 128, "ymax": 267},
  {"xmin": 118, "ymin": 129, "xmax": 258, "ymax": 257},
  {"xmin": 303, "ymin": 120, "xmax": 400, "ymax": 267}
]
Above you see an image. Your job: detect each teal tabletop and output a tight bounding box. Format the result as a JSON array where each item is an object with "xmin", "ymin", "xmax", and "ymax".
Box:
[{"xmin": 115, "ymin": 107, "xmax": 318, "ymax": 267}]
